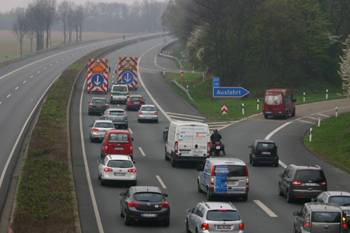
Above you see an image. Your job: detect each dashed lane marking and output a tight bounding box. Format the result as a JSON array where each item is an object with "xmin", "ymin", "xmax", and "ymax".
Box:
[
  {"xmin": 23, "ymin": 81, "xmax": 26, "ymax": 84},
  {"xmin": 30, "ymin": 75, "xmax": 33, "ymax": 78},
  {"xmin": 128, "ymin": 127, "xmax": 133, "ymax": 134},
  {"xmin": 254, "ymin": 200, "xmax": 278, "ymax": 217},
  {"xmin": 44, "ymin": 67, "xmax": 46, "ymax": 70},
  {"xmin": 7, "ymin": 94, "xmax": 11, "ymax": 98},
  {"xmin": 15, "ymin": 87, "xmax": 19, "ymax": 90},
  {"xmin": 156, "ymin": 175, "xmax": 167, "ymax": 189},
  {"xmin": 139, "ymin": 147, "xmax": 146, "ymax": 156},
  {"xmin": 37, "ymin": 71, "xmax": 40, "ymax": 73}
]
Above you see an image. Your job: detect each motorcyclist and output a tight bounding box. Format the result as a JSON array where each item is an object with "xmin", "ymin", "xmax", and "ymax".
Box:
[{"xmin": 210, "ymin": 129, "xmax": 226, "ymax": 155}]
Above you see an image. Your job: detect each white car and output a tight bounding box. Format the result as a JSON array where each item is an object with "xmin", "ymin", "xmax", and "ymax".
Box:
[
  {"xmin": 97, "ymin": 155, "xmax": 137, "ymax": 186},
  {"xmin": 89, "ymin": 120, "xmax": 115, "ymax": 142},
  {"xmin": 137, "ymin": 104, "xmax": 158, "ymax": 123}
]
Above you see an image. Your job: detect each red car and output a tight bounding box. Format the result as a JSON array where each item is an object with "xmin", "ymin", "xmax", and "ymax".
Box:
[
  {"xmin": 101, "ymin": 129, "xmax": 134, "ymax": 160},
  {"xmin": 126, "ymin": 95, "xmax": 145, "ymax": 111}
]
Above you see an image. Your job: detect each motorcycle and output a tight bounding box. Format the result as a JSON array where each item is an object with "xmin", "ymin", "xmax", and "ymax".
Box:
[{"xmin": 210, "ymin": 141, "xmax": 225, "ymax": 156}]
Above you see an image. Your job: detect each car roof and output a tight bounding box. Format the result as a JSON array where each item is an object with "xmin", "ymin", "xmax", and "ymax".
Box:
[
  {"xmin": 107, "ymin": 129, "xmax": 130, "ymax": 133},
  {"xmin": 289, "ymin": 164, "xmax": 322, "ymax": 170},
  {"xmin": 108, "ymin": 108, "xmax": 125, "ymax": 111},
  {"xmin": 141, "ymin": 104, "xmax": 155, "ymax": 107},
  {"xmin": 201, "ymin": 201, "xmax": 237, "ymax": 211},
  {"xmin": 91, "ymin": 97, "xmax": 106, "ymax": 100},
  {"xmin": 105, "ymin": 154, "xmax": 132, "ymax": 161},
  {"xmin": 321, "ymin": 191, "xmax": 350, "ymax": 196},
  {"xmin": 129, "ymin": 95, "xmax": 143, "ymax": 97},
  {"xmin": 208, "ymin": 157, "xmax": 246, "ymax": 166},
  {"xmin": 172, "ymin": 121, "xmax": 208, "ymax": 127},
  {"xmin": 93, "ymin": 120, "xmax": 113, "ymax": 123},
  {"xmin": 254, "ymin": 139, "xmax": 275, "ymax": 143},
  {"xmin": 306, "ymin": 202, "xmax": 342, "ymax": 211},
  {"xmin": 131, "ymin": 186, "xmax": 162, "ymax": 193}
]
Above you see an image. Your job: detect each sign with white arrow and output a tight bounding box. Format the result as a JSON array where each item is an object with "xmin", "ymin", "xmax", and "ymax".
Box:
[
  {"xmin": 213, "ymin": 87, "xmax": 249, "ymax": 98},
  {"xmin": 221, "ymin": 105, "xmax": 228, "ymax": 114},
  {"xmin": 121, "ymin": 71, "xmax": 134, "ymax": 84},
  {"xmin": 91, "ymin": 74, "xmax": 103, "ymax": 87}
]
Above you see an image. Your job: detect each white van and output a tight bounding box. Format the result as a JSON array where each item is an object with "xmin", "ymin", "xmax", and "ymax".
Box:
[{"xmin": 164, "ymin": 121, "xmax": 210, "ymax": 167}]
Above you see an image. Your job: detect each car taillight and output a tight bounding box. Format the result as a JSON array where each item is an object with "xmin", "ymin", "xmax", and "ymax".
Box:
[
  {"xmin": 318, "ymin": 181, "xmax": 327, "ymax": 186},
  {"xmin": 108, "ymin": 112, "xmax": 110, "ymax": 115},
  {"xmin": 128, "ymin": 168, "xmax": 136, "ymax": 173},
  {"xmin": 93, "ymin": 128, "xmax": 99, "ymax": 131},
  {"xmin": 125, "ymin": 112, "xmax": 127, "ymax": 116},
  {"xmin": 343, "ymin": 217, "xmax": 347, "ymax": 228},
  {"xmin": 130, "ymin": 147, "xmax": 133, "ymax": 151},
  {"xmin": 155, "ymin": 112, "xmax": 158, "ymax": 115},
  {"xmin": 174, "ymin": 141, "xmax": 178, "ymax": 153},
  {"xmin": 104, "ymin": 146, "xmax": 108, "ymax": 149},
  {"xmin": 207, "ymin": 142, "xmax": 210, "ymax": 153},
  {"xmin": 254, "ymin": 150, "xmax": 257, "ymax": 155},
  {"xmin": 139, "ymin": 111, "xmax": 143, "ymax": 115},
  {"xmin": 239, "ymin": 223, "xmax": 244, "ymax": 230},
  {"xmin": 105, "ymin": 104, "xmax": 109, "ymax": 107},
  {"xmin": 128, "ymin": 202, "xmax": 139, "ymax": 207},
  {"xmin": 141, "ymin": 100, "xmax": 145, "ymax": 103},
  {"xmin": 128, "ymin": 99, "xmax": 131, "ymax": 102},
  {"xmin": 104, "ymin": 168, "xmax": 113, "ymax": 172},
  {"xmin": 245, "ymin": 166, "xmax": 249, "ymax": 185},
  {"xmin": 201, "ymin": 223, "xmax": 209, "ymax": 230},
  {"xmin": 305, "ymin": 222, "xmax": 310, "ymax": 228},
  {"xmin": 276, "ymin": 150, "xmax": 278, "ymax": 155},
  {"xmin": 159, "ymin": 202, "xmax": 169, "ymax": 208},
  {"xmin": 292, "ymin": 180, "xmax": 303, "ymax": 185},
  {"xmin": 110, "ymin": 94, "xmax": 113, "ymax": 97},
  {"xmin": 127, "ymin": 94, "xmax": 129, "ymax": 98},
  {"xmin": 211, "ymin": 165, "xmax": 215, "ymax": 185},
  {"xmin": 89, "ymin": 103, "xmax": 93, "ymax": 107}
]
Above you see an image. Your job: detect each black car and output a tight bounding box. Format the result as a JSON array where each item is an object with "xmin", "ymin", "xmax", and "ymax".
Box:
[
  {"xmin": 278, "ymin": 164, "xmax": 327, "ymax": 203},
  {"xmin": 248, "ymin": 139, "xmax": 278, "ymax": 167},
  {"xmin": 120, "ymin": 186, "xmax": 170, "ymax": 226},
  {"xmin": 88, "ymin": 97, "xmax": 109, "ymax": 115}
]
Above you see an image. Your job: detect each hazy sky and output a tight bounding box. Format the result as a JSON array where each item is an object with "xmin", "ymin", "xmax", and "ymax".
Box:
[{"xmin": 0, "ymin": 0, "xmax": 133, "ymax": 13}]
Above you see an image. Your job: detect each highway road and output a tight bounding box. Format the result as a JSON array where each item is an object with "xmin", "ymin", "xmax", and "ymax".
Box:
[
  {"xmin": 70, "ymin": 38, "xmax": 350, "ymax": 233},
  {"xmin": 0, "ymin": 33, "xmax": 167, "ymax": 229}
]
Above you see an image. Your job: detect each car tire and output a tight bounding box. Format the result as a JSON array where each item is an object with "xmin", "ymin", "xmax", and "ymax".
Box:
[
  {"xmin": 163, "ymin": 219, "xmax": 170, "ymax": 227},
  {"xmin": 186, "ymin": 220, "xmax": 190, "ymax": 233},
  {"xmin": 171, "ymin": 157, "xmax": 176, "ymax": 167},
  {"xmin": 100, "ymin": 179, "xmax": 105, "ymax": 186},
  {"xmin": 274, "ymin": 161, "xmax": 279, "ymax": 167},
  {"xmin": 286, "ymin": 189, "xmax": 293, "ymax": 203},
  {"xmin": 88, "ymin": 111, "xmax": 91, "ymax": 115},
  {"xmin": 120, "ymin": 208, "xmax": 124, "ymax": 217},
  {"xmin": 284, "ymin": 112, "xmax": 288, "ymax": 119},
  {"xmin": 264, "ymin": 115, "xmax": 268, "ymax": 119},
  {"xmin": 126, "ymin": 107, "xmax": 128, "ymax": 111},
  {"xmin": 197, "ymin": 180, "xmax": 203, "ymax": 193},
  {"xmin": 206, "ymin": 187, "xmax": 212, "ymax": 201},
  {"xmin": 90, "ymin": 137, "xmax": 94, "ymax": 143},
  {"xmin": 124, "ymin": 213, "xmax": 131, "ymax": 226},
  {"xmin": 241, "ymin": 194, "xmax": 248, "ymax": 202},
  {"xmin": 101, "ymin": 152, "xmax": 104, "ymax": 158},
  {"xmin": 131, "ymin": 180, "xmax": 137, "ymax": 186},
  {"xmin": 138, "ymin": 119, "xmax": 141, "ymax": 123},
  {"xmin": 252, "ymin": 159, "xmax": 256, "ymax": 166},
  {"xmin": 278, "ymin": 183, "xmax": 284, "ymax": 196},
  {"xmin": 165, "ymin": 151, "xmax": 169, "ymax": 161},
  {"xmin": 98, "ymin": 173, "xmax": 101, "ymax": 180},
  {"xmin": 155, "ymin": 119, "xmax": 158, "ymax": 123},
  {"xmin": 292, "ymin": 108, "xmax": 296, "ymax": 117}
]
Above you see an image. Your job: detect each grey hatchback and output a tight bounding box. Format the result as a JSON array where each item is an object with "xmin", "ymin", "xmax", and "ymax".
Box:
[
  {"xmin": 137, "ymin": 104, "xmax": 158, "ymax": 123},
  {"xmin": 185, "ymin": 201, "xmax": 244, "ymax": 233},
  {"xmin": 88, "ymin": 97, "xmax": 109, "ymax": 115},
  {"xmin": 89, "ymin": 120, "xmax": 115, "ymax": 142},
  {"xmin": 100, "ymin": 108, "xmax": 128, "ymax": 129}
]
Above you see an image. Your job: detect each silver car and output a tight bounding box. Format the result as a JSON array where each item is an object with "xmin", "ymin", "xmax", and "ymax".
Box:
[
  {"xmin": 137, "ymin": 104, "xmax": 158, "ymax": 123},
  {"xmin": 97, "ymin": 154, "xmax": 137, "ymax": 186},
  {"xmin": 186, "ymin": 201, "xmax": 244, "ymax": 233},
  {"xmin": 89, "ymin": 120, "xmax": 115, "ymax": 142},
  {"xmin": 100, "ymin": 108, "xmax": 128, "ymax": 129}
]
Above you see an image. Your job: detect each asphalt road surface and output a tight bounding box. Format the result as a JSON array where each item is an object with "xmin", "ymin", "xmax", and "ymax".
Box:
[{"xmin": 69, "ymin": 38, "xmax": 350, "ymax": 233}]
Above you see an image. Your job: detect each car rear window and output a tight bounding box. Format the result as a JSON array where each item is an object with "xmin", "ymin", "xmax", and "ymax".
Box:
[
  {"xmin": 109, "ymin": 111, "xmax": 125, "ymax": 116},
  {"xmin": 141, "ymin": 106, "xmax": 156, "ymax": 111},
  {"xmin": 95, "ymin": 123, "xmax": 114, "ymax": 128},
  {"xmin": 206, "ymin": 210, "xmax": 240, "ymax": 221},
  {"xmin": 133, "ymin": 192, "xmax": 163, "ymax": 202},
  {"xmin": 295, "ymin": 170, "xmax": 326, "ymax": 183},
  {"xmin": 112, "ymin": 86, "xmax": 127, "ymax": 92},
  {"xmin": 108, "ymin": 133, "xmax": 129, "ymax": 143},
  {"xmin": 107, "ymin": 160, "xmax": 133, "ymax": 168},
  {"xmin": 329, "ymin": 196, "xmax": 350, "ymax": 206},
  {"xmin": 257, "ymin": 143, "xmax": 276, "ymax": 150},
  {"xmin": 312, "ymin": 212, "xmax": 341, "ymax": 222},
  {"xmin": 130, "ymin": 97, "xmax": 143, "ymax": 101},
  {"xmin": 92, "ymin": 99, "xmax": 106, "ymax": 104},
  {"xmin": 265, "ymin": 94, "xmax": 282, "ymax": 105},
  {"xmin": 215, "ymin": 165, "xmax": 247, "ymax": 177}
]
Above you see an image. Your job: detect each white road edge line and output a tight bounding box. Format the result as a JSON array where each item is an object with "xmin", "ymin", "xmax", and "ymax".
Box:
[
  {"xmin": 297, "ymin": 119, "xmax": 315, "ymax": 124},
  {"xmin": 156, "ymin": 175, "xmax": 167, "ymax": 189},
  {"xmin": 79, "ymin": 77, "xmax": 104, "ymax": 233},
  {"xmin": 166, "ymin": 112, "xmax": 206, "ymax": 119},
  {"xmin": 306, "ymin": 116, "xmax": 318, "ymax": 120},
  {"xmin": 128, "ymin": 127, "xmax": 133, "ymax": 134},
  {"xmin": 0, "ymin": 74, "xmax": 61, "ymax": 189},
  {"xmin": 318, "ymin": 113, "xmax": 329, "ymax": 118},
  {"xmin": 265, "ymin": 122, "xmax": 293, "ymax": 140},
  {"xmin": 253, "ymin": 200, "xmax": 278, "ymax": 217},
  {"xmin": 139, "ymin": 147, "xmax": 146, "ymax": 156}
]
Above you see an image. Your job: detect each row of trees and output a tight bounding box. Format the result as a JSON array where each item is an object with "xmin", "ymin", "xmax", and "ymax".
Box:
[{"xmin": 162, "ymin": 0, "xmax": 350, "ymax": 92}]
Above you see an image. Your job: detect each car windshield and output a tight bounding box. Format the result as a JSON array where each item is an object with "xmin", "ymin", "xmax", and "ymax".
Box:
[
  {"xmin": 312, "ymin": 212, "xmax": 341, "ymax": 222},
  {"xmin": 206, "ymin": 210, "xmax": 240, "ymax": 221},
  {"xmin": 107, "ymin": 160, "xmax": 133, "ymax": 168},
  {"xmin": 295, "ymin": 170, "xmax": 326, "ymax": 183},
  {"xmin": 141, "ymin": 106, "xmax": 156, "ymax": 111},
  {"xmin": 215, "ymin": 165, "xmax": 246, "ymax": 177},
  {"xmin": 92, "ymin": 99, "xmax": 106, "ymax": 104},
  {"xmin": 257, "ymin": 143, "xmax": 276, "ymax": 150},
  {"xmin": 112, "ymin": 86, "xmax": 127, "ymax": 92},
  {"xmin": 133, "ymin": 192, "xmax": 163, "ymax": 202},
  {"xmin": 329, "ymin": 196, "xmax": 350, "ymax": 206},
  {"xmin": 265, "ymin": 94, "xmax": 282, "ymax": 105},
  {"xmin": 108, "ymin": 133, "xmax": 129, "ymax": 143},
  {"xmin": 109, "ymin": 111, "xmax": 125, "ymax": 116},
  {"xmin": 130, "ymin": 97, "xmax": 143, "ymax": 101},
  {"xmin": 94, "ymin": 123, "xmax": 114, "ymax": 128}
]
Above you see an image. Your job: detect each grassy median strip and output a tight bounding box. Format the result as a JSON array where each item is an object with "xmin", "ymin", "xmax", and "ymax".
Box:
[
  {"xmin": 303, "ymin": 113, "xmax": 350, "ymax": 173},
  {"xmin": 164, "ymin": 72, "xmax": 344, "ymax": 121}
]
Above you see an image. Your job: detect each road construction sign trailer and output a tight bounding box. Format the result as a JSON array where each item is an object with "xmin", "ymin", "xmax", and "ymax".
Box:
[
  {"xmin": 116, "ymin": 57, "xmax": 138, "ymax": 90},
  {"xmin": 87, "ymin": 59, "xmax": 110, "ymax": 94}
]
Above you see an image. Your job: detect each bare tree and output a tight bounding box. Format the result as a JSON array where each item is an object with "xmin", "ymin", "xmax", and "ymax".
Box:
[
  {"xmin": 67, "ymin": 4, "xmax": 75, "ymax": 43},
  {"xmin": 43, "ymin": 0, "xmax": 57, "ymax": 49},
  {"xmin": 26, "ymin": 22, "xmax": 35, "ymax": 52},
  {"xmin": 58, "ymin": 1, "xmax": 70, "ymax": 44},
  {"xmin": 26, "ymin": 0, "xmax": 47, "ymax": 51},
  {"xmin": 12, "ymin": 12, "xmax": 28, "ymax": 56}
]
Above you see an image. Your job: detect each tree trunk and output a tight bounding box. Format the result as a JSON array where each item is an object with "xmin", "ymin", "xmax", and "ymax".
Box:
[{"xmin": 30, "ymin": 38, "xmax": 33, "ymax": 52}]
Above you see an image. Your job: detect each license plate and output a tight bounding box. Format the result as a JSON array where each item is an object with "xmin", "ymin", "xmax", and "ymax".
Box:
[
  {"xmin": 141, "ymin": 213, "xmax": 157, "ymax": 217},
  {"xmin": 114, "ymin": 117, "xmax": 122, "ymax": 120},
  {"xmin": 180, "ymin": 151, "xmax": 190, "ymax": 154},
  {"xmin": 134, "ymin": 102, "xmax": 139, "ymax": 104},
  {"xmin": 262, "ymin": 152, "xmax": 271, "ymax": 154},
  {"xmin": 265, "ymin": 111, "xmax": 272, "ymax": 114},
  {"xmin": 217, "ymin": 225, "xmax": 232, "ymax": 229},
  {"xmin": 216, "ymin": 146, "xmax": 220, "ymax": 149},
  {"xmin": 114, "ymin": 147, "xmax": 123, "ymax": 150},
  {"xmin": 114, "ymin": 173, "xmax": 125, "ymax": 176},
  {"xmin": 226, "ymin": 181, "xmax": 238, "ymax": 185},
  {"xmin": 304, "ymin": 183, "xmax": 317, "ymax": 186}
]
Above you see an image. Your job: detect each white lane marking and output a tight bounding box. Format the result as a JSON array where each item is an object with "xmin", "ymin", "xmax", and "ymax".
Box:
[
  {"xmin": 166, "ymin": 112, "xmax": 205, "ymax": 119},
  {"xmin": 61, "ymin": 58, "xmax": 64, "ymax": 60},
  {"xmin": 318, "ymin": 113, "xmax": 329, "ymax": 118},
  {"xmin": 0, "ymin": 74, "xmax": 61, "ymax": 189},
  {"xmin": 128, "ymin": 127, "xmax": 133, "ymax": 134},
  {"xmin": 253, "ymin": 200, "xmax": 278, "ymax": 217},
  {"xmin": 207, "ymin": 122, "xmax": 229, "ymax": 124},
  {"xmin": 56, "ymin": 61, "xmax": 58, "ymax": 63},
  {"xmin": 30, "ymin": 75, "xmax": 33, "ymax": 78},
  {"xmin": 156, "ymin": 175, "xmax": 167, "ymax": 189},
  {"xmin": 265, "ymin": 122, "xmax": 293, "ymax": 140},
  {"xmin": 37, "ymin": 71, "xmax": 40, "ymax": 73},
  {"xmin": 297, "ymin": 119, "xmax": 314, "ymax": 124},
  {"xmin": 279, "ymin": 160, "xmax": 287, "ymax": 168},
  {"xmin": 80, "ymin": 76, "xmax": 104, "ymax": 233},
  {"xmin": 23, "ymin": 81, "xmax": 26, "ymax": 83},
  {"xmin": 139, "ymin": 147, "xmax": 146, "ymax": 156},
  {"xmin": 7, "ymin": 94, "xmax": 11, "ymax": 98},
  {"xmin": 169, "ymin": 115, "xmax": 204, "ymax": 121},
  {"xmin": 0, "ymin": 102, "xmax": 2, "ymax": 104},
  {"xmin": 44, "ymin": 67, "xmax": 46, "ymax": 70},
  {"xmin": 306, "ymin": 116, "xmax": 318, "ymax": 120},
  {"xmin": 15, "ymin": 87, "xmax": 19, "ymax": 90},
  {"xmin": 50, "ymin": 64, "xmax": 53, "ymax": 66}
]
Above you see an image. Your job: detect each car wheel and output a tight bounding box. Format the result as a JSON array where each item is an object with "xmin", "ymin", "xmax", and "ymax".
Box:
[
  {"xmin": 100, "ymin": 179, "xmax": 105, "ymax": 186},
  {"xmin": 165, "ymin": 150, "xmax": 169, "ymax": 161},
  {"xmin": 171, "ymin": 157, "xmax": 176, "ymax": 167},
  {"xmin": 98, "ymin": 172, "xmax": 101, "ymax": 180},
  {"xmin": 284, "ymin": 112, "xmax": 288, "ymax": 119},
  {"xmin": 186, "ymin": 220, "xmax": 190, "ymax": 233},
  {"xmin": 252, "ymin": 159, "xmax": 256, "ymax": 166},
  {"xmin": 274, "ymin": 160, "xmax": 279, "ymax": 167},
  {"xmin": 124, "ymin": 212, "xmax": 131, "ymax": 226},
  {"xmin": 286, "ymin": 189, "xmax": 293, "ymax": 203},
  {"xmin": 292, "ymin": 108, "xmax": 296, "ymax": 117},
  {"xmin": 90, "ymin": 137, "xmax": 94, "ymax": 143},
  {"xmin": 120, "ymin": 208, "xmax": 124, "ymax": 217},
  {"xmin": 206, "ymin": 187, "xmax": 212, "ymax": 201},
  {"xmin": 278, "ymin": 183, "xmax": 284, "ymax": 196},
  {"xmin": 195, "ymin": 228, "xmax": 198, "ymax": 233},
  {"xmin": 197, "ymin": 180, "xmax": 203, "ymax": 193},
  {"xmin": 138, "ymin": 119, "xmax": 140, "ymax": 123},
  {"xmin": 131, "ymin": 180, "xmax": 137, "ymax": 186},
  {"xmin": 293, "ymin": 225, "xmax": 298, "ymax": 233},
  {"xmin": 264, "ymin": 115, "xmax": 268, "ymax": 119},
  {"xmin": 155, "ymin": 119, "xmax": 158, "ymax": 123},
  {"xmin": 101, "ymin": 152, "xmax": 104, "ymax": 158},
  {"xmin": 163, "ymin": 219, "xmax": 170, "ymax": 227},
  {"xmin": 242, "ymin": 194, "xmax": 248, "ymax": 202},
  {"xmin": 88, "ymin": 111, "xmax": 91, "ymax": 115}
]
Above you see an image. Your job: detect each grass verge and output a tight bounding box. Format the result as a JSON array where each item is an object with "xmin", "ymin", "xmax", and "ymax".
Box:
[
  {"xmin": 163, "ymin": 72, "xmax": 345, "ymax": 121},
  {"xmin": 303, "ymin": 113, "xmax": 350, "ymax": 173}
]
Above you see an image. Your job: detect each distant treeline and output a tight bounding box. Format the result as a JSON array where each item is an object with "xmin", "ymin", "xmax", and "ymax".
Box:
[{"xmin": 162, "ymin": 0, "xmax": 350, "ymax": 89}]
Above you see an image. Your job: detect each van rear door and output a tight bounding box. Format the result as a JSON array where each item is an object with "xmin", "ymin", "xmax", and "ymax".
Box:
[
  {"xmin": 178, "ymin": 125, "xmax": 209, "ymax": 157},
  {"xmin": 214, "ymin": 164, "xmax": 247, "ymax": 194},
  {"xmin": 264, "ymin": 91, "xmax": 284, "ymax": 115},
  {"xmin": 178, "ymin": 125, "xmax": 194, "ymax": 156}
]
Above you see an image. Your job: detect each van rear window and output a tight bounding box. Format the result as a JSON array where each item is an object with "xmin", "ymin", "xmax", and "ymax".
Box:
[
  {"xmin": 206, "ymin": 210, "xmax": 240, "ymax": 221},
  {"xmin": 215, "ymin": 165, "xmax": 246, "ymax": 177},
  {"xmin": 265, "ymin": 94, "xmax": 282, "ymax": 105},
  {"xmin": 311, "ymin": 212, "xmax": 340, "ymax": 222},
  {"xmin": 108, "ymin": 133, "xmax": 129, "ymax": 143},
  {"xmin": 112, "ymin": 86, "xmax": 127, "ymax": 92}
]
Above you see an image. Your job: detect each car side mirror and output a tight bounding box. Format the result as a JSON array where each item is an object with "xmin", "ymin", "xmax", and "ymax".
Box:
[
  {"xmin": 133, "ymin": 161, "xmax": 137, "ymax": 164},
  {"xmin": 293, "ymin": 211, "xmax": 300, "ymax": 216},
  {"xmin": 89, "ymin": 124, "xmax": 92, "ymax": 127},
  {"xmin": 248, "ymin": 145, "xmax": 252, "ymax": 148},
  {"xmin": 186, "ymin": 208, "xmax": 192, "ymax": 214},
  {"xmin": 119, "ymin": 192, "xmax": 126, "ymax": 196},
  {"xmin": 311, "ymin": 198, "xmax": 316, "ymax": 202},
  {"xmin": 197, "ymin": 164, "xmax": 204, "ymax": 171},
  {"xmin": 163, "ymin": 193, "xmax": 168, "ymax": 197},
  {"xmin": 97, "ymin": 160, "xmax": 102, "ymax": 163}
]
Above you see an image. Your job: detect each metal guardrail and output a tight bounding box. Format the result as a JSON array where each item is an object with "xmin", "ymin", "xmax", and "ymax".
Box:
[{"xmin": 171, "ymin": 79, "xmax": 195, "ymax": 103}]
